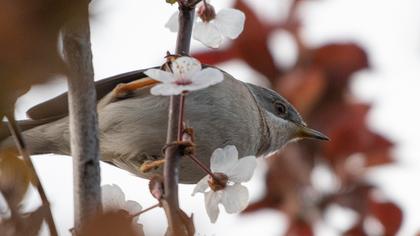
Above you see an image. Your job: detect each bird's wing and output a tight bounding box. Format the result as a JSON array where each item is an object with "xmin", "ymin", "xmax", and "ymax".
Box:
[{"xmin": 26, "ymin": 68, "xmax": 157, "ymax": 120}]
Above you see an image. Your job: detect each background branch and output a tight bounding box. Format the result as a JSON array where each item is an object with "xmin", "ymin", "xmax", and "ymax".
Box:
[
  {"xmin": 5, "ymin": 114, "xmax": 58, "ymax": 236},
  {"xmin": 62, "ymin": 0, "xmax": 102, "ymax": 232}
]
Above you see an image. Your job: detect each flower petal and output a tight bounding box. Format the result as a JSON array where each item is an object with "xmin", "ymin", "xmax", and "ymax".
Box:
[
  {"xmin": 193, "ymin": 21, "xmax": 223, "ymax": 48},
  {"xmin": 144, "ymin": 69, "xmax": 174, "ymax": 83},
  {"xmin": 205, "ymin": 191, "xmax": 222, "ymax": 223},
  {"xmin": 179, "ymin": 83, "xmax": 212, "ymax": 93},
  {"xmin": 210, "ymin": 145, "xmax": 238, "ymax": 173},
  {"xmin": 150, "ymin": 83, "xmax": 184, "ymax": 96},
  {"xmin": 181, "ymin": 68, "xmax": 224, "ymax": 92},
  {"xmin": 221, "ymin": 184, "xmax": 249, "ymax": 214},
  {"xmin": 171, "ymin": 56, "xmax": 202, "ymax": 80},
  {"xmin": 125, "ymin": 200, "xmax": 142, "ymax": 215},
  {"xmin": 213, "ymin": 8, "xmax": 245, "ymax": 39},
  {"xmin": 192, "ymin": 175, "xmax": 210, "ymax": 196},
  {"xmin": 165, "ymin": 12, "xmax": 179, "ymax": 32},
  {"xmin": 101, "ymin": 184, "xmax": 126, "ymax": 211},
  {"xmin": 126, "ymin": 200, "xmax": 142, "ymax": 222},
  {"xmin": 191, "ymin": 68, "xmax": 224, "ymax": 86},
  {"xmin": 227, "ymin": 156, "xmax": 257, "ymax": 183}
]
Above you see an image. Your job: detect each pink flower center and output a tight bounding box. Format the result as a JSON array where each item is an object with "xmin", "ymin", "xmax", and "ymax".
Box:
[{"xmin": 175, "ymin": 79, "xmax": 192, "ymax": 86}]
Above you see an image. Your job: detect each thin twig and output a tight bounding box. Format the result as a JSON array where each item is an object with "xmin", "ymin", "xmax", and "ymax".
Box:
[
  {"xmin": 131, "ymin": 203, "xmax": 160, "ymax": 218},
  {"xmin": 177, "ymin": 93, "xmax": 186, "ymax": 141},
  {"xmin": 175, "ymin": 3, "xmax": 195, "ymax": 56},
  {"xmin": 163, "ymin": 1, "xmax": 196, "ymax": 235},
  {"xmin": 5, "ymin": 114, "xmax": 58, "ymax": 236},
  {"xmin": 187, "ymin": 155, "xmax": 216, "ymax": 180}
]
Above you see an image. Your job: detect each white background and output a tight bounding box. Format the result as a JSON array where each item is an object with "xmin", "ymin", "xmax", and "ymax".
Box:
[{"xmin": 14, "ymin": 0, "xmax": 420, "ymax": 235}]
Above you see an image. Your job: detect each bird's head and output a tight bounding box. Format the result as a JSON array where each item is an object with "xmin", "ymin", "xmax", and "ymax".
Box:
[{"xmin": 246, "ymin": 83, "xmax": 329, "ymax": 154}]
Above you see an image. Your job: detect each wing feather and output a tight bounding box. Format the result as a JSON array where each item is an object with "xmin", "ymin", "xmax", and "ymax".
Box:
[{"xmin": 26, "ymin": 68, "xmax": 155, "ymax": 120}]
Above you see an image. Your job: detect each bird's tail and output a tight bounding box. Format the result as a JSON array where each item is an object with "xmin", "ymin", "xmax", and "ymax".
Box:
[
  {"xmin": 1, "ymin": 118, "xmax": 59, "ymax": 140},
  {"xmin": 0, "ymin": 116, "xmax": 67, "ymax": 155}
]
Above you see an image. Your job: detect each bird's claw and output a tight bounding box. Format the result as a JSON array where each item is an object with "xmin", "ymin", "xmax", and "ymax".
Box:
[{"xmin": 162, "ymin": 141, "xmax": 196, "ymax": 157}]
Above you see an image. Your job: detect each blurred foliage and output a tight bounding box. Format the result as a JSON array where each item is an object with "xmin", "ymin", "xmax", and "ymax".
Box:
[
  {"xmin": 193, "ymin": 0, "xmax": 402, "ymax": 235},
  {"xmin": 0, "ymin": 205, "xmax": 47, "ymax": 236},
  {"xmin": 78, "ymin": 211, "xmax": 145, "ymax": 236},
  {"xmin": 166, "ymin": 0, "xmax": 178, "ymax": 5},
  {"xmin": 0, "ymin": 149, "xmax": 45, "ymax": 236},
  {"xmin": 0, "ymin": 148, "xmax": 31, "ymax": 208},
  {"xmin": 0, "ymin": 0, "xmax": 85, "ymax": 117},
  {"xmin": 0, "ymin": 1, "xmax": 91, "ymax": 235}
]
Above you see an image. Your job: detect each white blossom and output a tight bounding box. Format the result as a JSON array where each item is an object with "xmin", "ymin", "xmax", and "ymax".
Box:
[
  {"xmin": 192, "ymin": 145, "xmax": 257, "ymax": 223},
  {"xmin": 165, "ymin": 6, "xmax": 245, "ymax": 48},
  {"xmin": 144, "ymin": 56, "xmax": 223, "ymax": 96},
  {"xmin": 101, "ymin": 184, "xmax": 142, "ymax": 222}
]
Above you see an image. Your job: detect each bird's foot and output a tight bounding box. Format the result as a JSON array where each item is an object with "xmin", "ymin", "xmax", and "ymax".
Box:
[
  {"xmin": 162, "ymin": 141, "xmax": 195, "ymax": 157},
  {"xmin": 112, "ymin": 77, "xmax": 159, "ymax": 99},
  {"xmin": 140, "ymin": 159, "xmax": 165, "ymax": 173}
]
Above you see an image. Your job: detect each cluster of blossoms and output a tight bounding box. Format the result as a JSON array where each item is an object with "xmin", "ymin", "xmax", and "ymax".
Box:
[
  {"xmin": 142, "ymin": 2, "xmax": 251, "ymax": 222},
  {"xmin": 146, "ymin": 1, "xmax": 245, "ymax": 95},
  {"xmin": 166, "ymin": 2, "xmax": 245, "ymax": 48},
  {"xmin": 102, "ymin": 0, "xmax": 252, "ymax": 226},
  {"xmin": 103, "ymin": 145, "xmax": 257, "ymax": 224}
]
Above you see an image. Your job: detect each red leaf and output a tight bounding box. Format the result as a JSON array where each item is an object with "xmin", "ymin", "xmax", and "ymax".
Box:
[
  {"xmin": 233, "ymin": 0, "xmax": 280, "ymax": 80},
  {"xmin": 245, "ymin": 144, "xmax": 312, "ymax": 216},
  {"xmin": 192, "ymin": 0, "xmax": 281, "ymax": 81},
  {"xmin": 274, "ymin": 67, "xmax": 327, "ymax": 115},
  {"xmin": 364, "ymin": 149, "xmax": 393, "ymax": 167},
  {"xmin": 368, "ymin": 199, "xmax": 403, "ymax": 236},
  {"xmin": 311, "ymin": 43, "xmax": 369, "ymax": 82},
  {"xmin": 285, "ymin": 219, "xmax": 314, "ymax": 236},
  {"xmin": 243, "ymin": 196, "xmax": 279, "ymax": 213},
  {"xmin": 343, "ymin": 224, "xmax": 367, "ymax": 236}
]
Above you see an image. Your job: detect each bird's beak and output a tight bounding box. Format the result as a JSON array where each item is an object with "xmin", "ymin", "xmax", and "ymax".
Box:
[{"xmin": 298, "ymin": 125, "xmax": 330, "ymax": 141}]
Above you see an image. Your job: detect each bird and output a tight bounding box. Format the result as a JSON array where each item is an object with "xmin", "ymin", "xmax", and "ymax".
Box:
[{"xmin": 0, "ymin": 67, "xmax": 328, "ymax": 184}]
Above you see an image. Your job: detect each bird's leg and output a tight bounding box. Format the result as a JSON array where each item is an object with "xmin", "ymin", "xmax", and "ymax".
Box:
[
  {"xmin": 140, "ymin": 159, "xmax": 166, "ymax": 173},
  {"xmin": 140, "ymin": 140, "xmax": 195, "ymax": 173},
  {"xmin": 112, "ymin": 77, "xmax": 159, "ymax": 99},
  {"xmin": 97, "ymin": 77, "xmax": 160, "ymax": 109}
]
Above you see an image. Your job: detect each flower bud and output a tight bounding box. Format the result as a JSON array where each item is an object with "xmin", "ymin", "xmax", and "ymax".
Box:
[{"xmin": 197, "ymin": 3, "xmax": 216, "ymax": 22}]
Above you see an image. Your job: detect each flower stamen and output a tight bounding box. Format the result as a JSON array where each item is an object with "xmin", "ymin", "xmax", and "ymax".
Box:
[
  {"xmin": 175, "ymin": 79, "xmax": 193, "ymax": 86},
  {"xmin": 208, "ymin": 172, "xmax": 228, "ymax": 191}
]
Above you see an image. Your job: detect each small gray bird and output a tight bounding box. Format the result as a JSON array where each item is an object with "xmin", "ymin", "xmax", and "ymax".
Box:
[{"xmin": 0, "ymin": 68, "xmax": 328, "ymax": 183}]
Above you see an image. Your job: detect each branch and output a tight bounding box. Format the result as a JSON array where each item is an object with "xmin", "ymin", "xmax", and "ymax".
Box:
[
  {"xmin": 62, "ymin": 1, "xmax": 102, "ymax": 231},
  {"xmin": 5, "ymin": 114, "xmax": 58, "ymax": 236},
  {"xmin": 175, "ymin": 3, "xmax": 195, "ymax": 55},
  {"xmin": 163, "ymin": 2, "xmax": 195, "ymax": 236}
]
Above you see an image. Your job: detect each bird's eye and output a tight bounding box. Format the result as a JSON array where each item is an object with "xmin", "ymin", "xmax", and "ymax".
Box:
[{"xmin": 274, "ymin": 102, "xmax": 287, "ymax": 116}]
